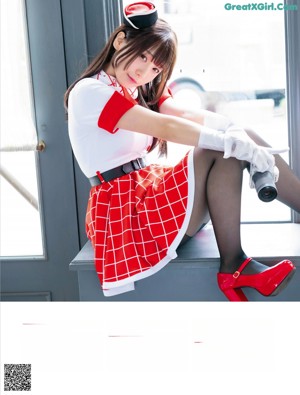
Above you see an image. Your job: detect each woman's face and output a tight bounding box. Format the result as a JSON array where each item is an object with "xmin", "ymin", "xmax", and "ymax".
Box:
[{"xmin": 113, "ymin": 50, "xmax": 163, "ymax": 89}]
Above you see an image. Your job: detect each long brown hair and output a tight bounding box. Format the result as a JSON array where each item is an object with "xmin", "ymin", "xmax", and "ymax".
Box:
[{"xmin": 64, "ymin": 19, "xmax": 177, "ymax": 156}]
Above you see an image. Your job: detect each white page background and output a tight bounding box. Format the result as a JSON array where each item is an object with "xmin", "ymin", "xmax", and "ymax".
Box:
[{"xmin": 1, "ymin": 302, "xmax": 299, "ymax": 394}]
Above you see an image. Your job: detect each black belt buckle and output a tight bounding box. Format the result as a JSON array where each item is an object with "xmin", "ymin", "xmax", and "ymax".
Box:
[
  {"xmin": 132, "ymin": 158, "xmax": 142, "ymax": 170},
  {"xmin": 122, "ymin": 158, "xmax": 143, "ymax": 174}
]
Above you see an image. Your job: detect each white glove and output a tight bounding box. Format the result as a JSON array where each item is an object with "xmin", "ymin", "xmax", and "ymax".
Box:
[
  {"xmin": 248, "ymin": 146, "xmax": 289, "ymax": 188},
  {"xmin": 198, "ymin": 125, "xmax": 275, "ymax": 173},
  {"xmin": 223, "ymin": 125, "xmax": 275, "ymax": 173},
  {"xmin": 249, "ymin": 163, "xmax": 280, "ymax": 188},
  {"xmin": 225, "ymin": 126, "xmax": 290, "ymax": 187}
]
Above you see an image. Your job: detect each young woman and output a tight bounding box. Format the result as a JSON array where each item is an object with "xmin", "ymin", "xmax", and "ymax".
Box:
[{"xmin": 65, "ymin": 2, "xmax": 299, "ymax": 300}]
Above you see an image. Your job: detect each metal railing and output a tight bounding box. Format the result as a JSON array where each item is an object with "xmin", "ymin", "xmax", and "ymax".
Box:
[{"xmin": 0, "ymin": 141, "xmax": 45, "ymax": 211}]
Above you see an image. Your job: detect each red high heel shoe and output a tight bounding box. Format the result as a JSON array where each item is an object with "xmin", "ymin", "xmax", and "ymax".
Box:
[{"xmin": 217, "ymin": 257, "xmax": 296, "ymax": 301}]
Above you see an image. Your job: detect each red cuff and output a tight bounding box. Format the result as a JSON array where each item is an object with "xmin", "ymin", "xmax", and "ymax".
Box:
[
  {"xmin": 158, "ymin": 87, "xmax": 173, "ymax": 107},
  {"xmin": 98, "ymin": 91, "xmax": 136, "ymax": 133}
]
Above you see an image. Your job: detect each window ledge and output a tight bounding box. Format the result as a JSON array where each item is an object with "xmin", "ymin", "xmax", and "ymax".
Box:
[
  {"xmin": 69, "ymin": 223, "xmax": 300, "ymax": 301},
  {"xmin": 70, "ymin": 223, "xmax": 300, "ymax": 271}
]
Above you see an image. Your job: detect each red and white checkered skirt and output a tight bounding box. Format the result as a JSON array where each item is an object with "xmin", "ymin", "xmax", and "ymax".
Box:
[{"xmin": 85, "ymin": 150, "xmax": 195, "ymax": 296}]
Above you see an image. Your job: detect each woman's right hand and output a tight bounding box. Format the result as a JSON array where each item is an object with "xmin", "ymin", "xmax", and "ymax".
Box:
[
  {"xmin": 223, "ymin": 125, "xmax": 275, "ymax": 173},
  {"xmin": 198, "ymin": 124, "xmax": 275, "ymax": 173}
]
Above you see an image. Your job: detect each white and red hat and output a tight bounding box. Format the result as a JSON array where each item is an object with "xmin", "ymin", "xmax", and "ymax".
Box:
[{"xmin": 123, "ymin": 2, "xmax": 158, "ymax": 29}]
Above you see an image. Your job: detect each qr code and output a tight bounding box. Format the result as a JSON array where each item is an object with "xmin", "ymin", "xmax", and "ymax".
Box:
[{"xmin": 4, "ymin": 364, "xmax": 31, "ymax": 391}]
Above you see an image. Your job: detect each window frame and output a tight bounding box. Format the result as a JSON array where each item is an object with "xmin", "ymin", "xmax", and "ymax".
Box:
[{"xmin": 284, "ymin": 0, "xmax": 300, "ymax": 223}]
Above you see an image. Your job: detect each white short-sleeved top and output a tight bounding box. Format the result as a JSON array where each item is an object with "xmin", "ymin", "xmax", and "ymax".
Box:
[{"xmin": 68, "ymin": 71, "xmax": 154, "ymax": 178}]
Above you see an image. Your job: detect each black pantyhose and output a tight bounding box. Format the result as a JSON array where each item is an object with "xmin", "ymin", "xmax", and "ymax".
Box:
[
  {"xmin": 204, "ymin": 154, "xmax": 268, "ymax": 274},
  {"xmin": 188, "ymin": 128, "xmax": 300, "ymax": 275}
]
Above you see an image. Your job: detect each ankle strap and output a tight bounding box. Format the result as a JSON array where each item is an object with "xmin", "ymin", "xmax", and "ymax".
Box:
[{"xmin": 233, "ymin": 257, "xmax": 252, "ymax": 278}]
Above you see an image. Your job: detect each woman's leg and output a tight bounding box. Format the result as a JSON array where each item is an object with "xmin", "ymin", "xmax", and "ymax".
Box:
[
  {"xmin": 185, "ymin": 148, "xmax": 277, "ymax": 274},
  {"xmin": 183, "ymin": 127, "xmax": 300, "ymax": 272},
  {"xmin": 246, "ymin": 128, "xmax": 300, "ymax": 213}
]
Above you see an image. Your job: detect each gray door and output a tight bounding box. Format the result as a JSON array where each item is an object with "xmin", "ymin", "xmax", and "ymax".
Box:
[
  {"xmin": 0, "ymin": 0, "xmax": 123, "ymax": 301},
  {"xmin": 1, "ymin": 0, "xmax": 80, "ymax": 301}
]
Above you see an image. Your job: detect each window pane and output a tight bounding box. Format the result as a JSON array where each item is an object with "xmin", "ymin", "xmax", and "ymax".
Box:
[
  {"xmin": 0, "ymin": 0, "xmax": 44, "ymax": 256},
  {"xmin": 124, "ymin": 0, "xmax": 291, "ymax": 222}
]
